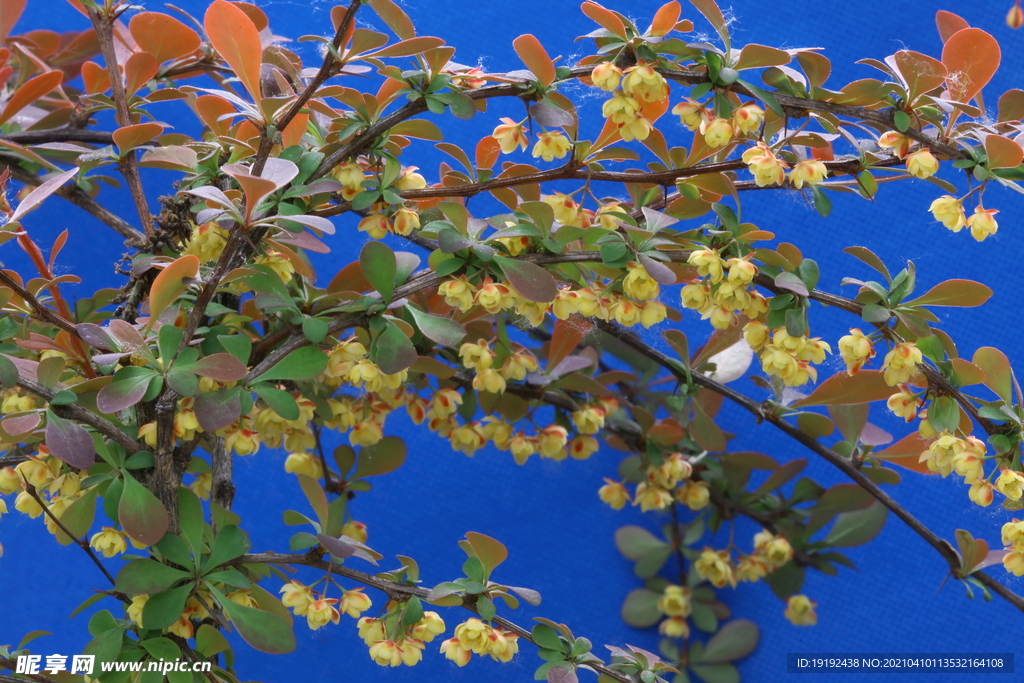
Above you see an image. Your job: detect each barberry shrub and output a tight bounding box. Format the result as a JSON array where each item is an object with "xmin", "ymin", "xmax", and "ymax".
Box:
[{"xmin": 0, "ymin": 1, "xmax": 1023, "ymax": 682}]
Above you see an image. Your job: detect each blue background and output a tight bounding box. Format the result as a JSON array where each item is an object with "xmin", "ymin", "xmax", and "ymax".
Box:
[{"xmin": 2, "ymin": 1, "xmax": 1023, "ymax": 682}]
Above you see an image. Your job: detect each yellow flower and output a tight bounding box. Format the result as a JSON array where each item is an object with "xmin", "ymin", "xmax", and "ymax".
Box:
[
  {"xmin": 358, "ymin": 213, "xmax": 391, "ymax": 239},
  {"xmin": 255, "ymin": 250, "xmax": 295, "ymax": 284},
  {"xmin": 368, "ymin": 639, "xmax": 402, "ymax": 667},
  {"xmin": 509, "ymin": 433, "xmax": 536, "ymax": 465},
  {"xmin": 838, "ymin": 328, "xmax": 875, "ymax": 375},
  {"xmin": 411, "ymin": 611, "xmax": 446, "ymax": 642},
  {"xmin": 602, "ymin": 90, "xmax": 640, "ymax": 124},
  {"xmin": 475, "ymin": 278, "xmax": 513, "ymax": 313},
  {"xmin": 877, "ymin": 131, "xmax": 911, "ymax": 158},
  {"xmin": 500, "ymin": 351, "xmax": 539, "ymax": 381},
  {"xmin": 357, "ymin": 616, "xmax": 386, "ymax": 645},
  {"xmin": 694, "ymin": 548, "xmax": 736, "ymax": 588},
  {"xmin": 754, "ymin": 530, "xmax": 793, "ymax": 569},
  {"xmin": 491, "ymin": 117, "xmax": 529, "ymax": 153},
  {"xmin": 571, "ymin": 406, "xmax": 606, "ymax": 435},
  {"xmin": 1002, "ymin": 520, "xmax": 1024, "ymax": 550},
  {"xmin": 181, "ymin": 221, "xmax": 229, "ymax": 263},
  {"xmin": 190, "ymin": 472, "xmax": 212, "ymax": 499},
  {"xmin": 532, "ymin": 132, "xmax": 572, "ymax": 162},
  {"xmin": 90, "ymin": 527, "xmax": 128, "ymax": 558},
  {"xmin": 967, "ymin": 206, "xmax": 998, "ymax": 242},
  {"xmin": 621, "ymin": 64, "xmax": 668, "ymax": 103},
  {"xmin": 279, "ymin": 581, "xmax": 315, "ymax": 616},
  {"xmin": 672, "ymin": 98, "xmax": 709, "ymax": 130},
  {"xmin": 0, "ymin": 466, "xmax": 20, "ymax": 494},
  {"xmin": 14, "ymin": 490, "xmax": 44, "ymax": 518},
  {"xmin": 1004, "ymin": 550, "xmax": 1024, "ymax": 576},
  {"xmin": 455, "ymin": 618, "xmax": 492, "ymax": 654},
  {"xmin": 701, "ymin": 117, "xmax": 733, "ymax": 148},
  {"xmin": 342, "ymin": 520, "xmax": 368, "ymax": 543},
  {"xmin": 736, "ymin": 555, "xmax": 769, "ymax": 582},
  {"xmin": 332, "ymin": 162, "xmax": 366, "ymax": 199},
  {"xmin": 486, "ymin": 627, "xmax": 519, "ymax": 662},
  {"xmin": 598, "ymin": 479, "xmax": 631, "ymax": 510},
  {"xmin": 659, "ymin": 616, "xmax": 690, "ymax": 638},
  {"xmin": 928, "ymin": 195, "xmax": 966, "ymax": 232},
  {"xmin": 392, "ymin": 207, "xmax": 421, "ymax": 236},
  {"xmin": 167, "ymin": 615, "xmax": 194, "ymax": 639},
  {"xmin": 450, "ymin": 423, "xmax": 487, "ymax": 456},
  {"xmin": 127, "ymin": 595, "xmax": 148, "ymax": 626},
  {"xmin": 743, "ymin": 321, "xmax": 771, "ymax": 352},
  {"xmin": 1009, "ymin": 3, "xmax": 1024, "ymax": 29},
  {"xmin": 568, "ymin": 435, "xmax": 600, "ymax": 460},
  {"xmin": 687, "ymin": 249, "xmax": 725, "ymax": 283},
  {"xmin": 638, "ymin": 300, "xmax": 667, "ymax": 328},
  {"xmin": 881, "ymin": 342, "xmax": 922, "ymax": 386},
  {"xmin": 906, "ymin": 149, "xmax": 938, "ymax": 179},
  {"xmin": 657, "ymin": 585, "xmax": 692, "ymax": 617},
  {"xmin": 969, "ymin": 480, "xmax": 994, "ymax": 507},
  {"xmin": 590, "ymin": 62, "xmax": 622, "ymax": 91},
  {"xmin": 677, "ymin": 480, "xmax": 710, "ymax": 510},
  {"xmin": 996, "ymin": 468, "xmax": 1024, "ymax": 501},
  {"xmin": 440, "ymin": 637, "xmax": 472, "ymax": 666},
  {"xmin": 538, "ymin": 425, "xmax": 568, "ymax": 459},
  {"xmin": 681, "ymin": 282, "xmax": 713, "ymax": 313},
  {"xmin": 618, "ymin": 113, "xmax": 652, "ymax": 142},
  {"xmin": 622, "ymin": 262, "xmax": 660, "ymax": 301},
  {"xmin": 610, "ymin": 298, "xmax": 642, "ymax": 326},
  {"xmin": 789, "ymin": 160, "xmax": 828, "ymax": 188},
  {"xmin": 784, "ymin": 594, "xmax": 817, "ymax": 626},
  {"xmin": 732, "ymin": 103, "xmax": 764, "ymax": 134},
  {"xmin": 726, "ymin": 257, "xmax": 757, "ymax": 285},
  {"xmin": 339, "ymin": 589, "xmax": 372, "ymax": 618},
  {"xmin": 395, "ymin": 167, "xmax": 427, "ymax": 191},
  {"xmin": 284, "ymin": 452, "xmax": 323, "ymax": 479},
  {"xmin": 459, "ymin": 340, "xmax": 495, "ymax": 370},
  {"xmin": 886, "ymin": 385, "xmax": 920, "ymax": 422},
  {"xmin": 15, "ymin": 459, "xmax": 53, "ymax": 489},
  {"xmin": 633, "ymin": 482, "xmax": 673, "ymax": 512},
  {"xmin": 438, "ymin": 276, "xmax": 476, "ymax": 312},
  {"xmin": 473, "ymin": 368, "xmax": 507, "ymax": 395},
  {"xmin": 350, "ymin": 420, "xmax": 383, "ymax": 447}
]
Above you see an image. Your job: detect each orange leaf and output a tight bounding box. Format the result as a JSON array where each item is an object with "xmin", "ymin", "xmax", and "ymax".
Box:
[
  {"xmin": 129, "ymin": 12, "xmax": 202, "ymax": 64},
  {"xmin": 112, "ymin": 122, "xmax": 164, "ymax": 155},
  {"xmin": 195, "ymin": 94, "xmax": 235, "ymax": 137},
  {"xmin": 0, "ymin": 0, "xmax": 26, "ymax": 42},
  {"xmin": 512, "ymin": 34, "xmax": 556, "ymax": 87},
  {"xmin": 330, "ymin": 5, "xmax": 358, "ymax": 47},
  {"xmin": 124, "ymin": 51, "xmax": 158, "ymax": 98},
  {"xmin": 734, "ymin": 44, "xmax": 791, "ymax": 71},
  {"xmin": 893, "ymin": 50, "xmax": 945, "ymax": 104},
  {"xmin": 949, "ymin": 358, "xmax": 985, "ymax": 387},
  {"xmin": 791, "ymin": 371, "xmax": 894, "ymax": 408},
  {"xmin": 972, "ymin": 347, "xmax": 1013, "ymax": 403},
  {"xmin": 941, "ymin": 28, "xmax": 1000, "ymax": 103},
  {"xmin": 904, "ymin": 279, "xmax": 992, "ymax": 308},
  {"xmin": 581, "ymin": 2, "xmax": 627, "ymax": 40},
  {"xmin": 935, "ymin": 10, "xmax": 969, "ymax": 43},
  {"xmin": 204, "ymin": 0, "xmax": 263, "ymax": 106},
  {"xmin": 984, "ymin": 134, "xmax": 1023, "ymax": 169},
  {"xmin": 146, "ymin": 255, "xmax": 199, "ymax": 330},
  {"xmin": 328, "ymin": 261, "xmax": 372, "ymax": 294},
  {"xmin": 873, "ymin": 432, "xmax": 934, "ymax": 474},
  {"xmin": 0, "ymin": 70, "xmax": 63, "ymax": 126},
  {"xmin": 548, "ymin": 318, "xmax": 590, "ymax": 371},
  {"xmin": 366, "ymin": 0, "xmax": 416, "ymax": 40},
  {"xmin": 365, "ymin": 36, "xmax": 446, "ymax": 59},
  {"xmin": 81, "ymin": 60, "xmax": 110, "ymax": 94},
  {"xmin": 687, "ymin": 0, "xmax": 729, "ymax": 47},
  {"xmin": 649, "ymin": 1, "xmax": 681, "ymax": 37},
  {"xmin": 998, "ymin": 89, "xmax": 1024, "ymax": 123},
  {"xmin": 229, "ymin": 1, "xmax": 268, "ymax": 31},
  {"xmin": 281, "ymin": 111, "xmax": 308, "ymax": 149},
  {"xmin": 475, "ymin": 137, "xmax": 501, "ymax": 171}
]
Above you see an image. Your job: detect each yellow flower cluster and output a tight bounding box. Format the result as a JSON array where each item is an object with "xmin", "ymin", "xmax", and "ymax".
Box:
[
  {"xmin": 918, "ymin": 432, "xmax": 997, "ymax": 506},
  {"xmin": 838, "ymin": 328, "xmax": 875, "ymax": 375},
  {"xmin": 357, "ymin": 202, "xmax": 422, "ymax": 239},
  {"xmin": 357, "ymin": 611, "xmax": 444, "ymax": 667},
  {"xmin": 881, "ymin": 342, "xmax": 922, "ymax": 386},
  {"xmin": 682, "ymin": 251, "xmax": 767, "ymax": 330},
  {"xmin": 784, "ymin": 594, "xmax": 817, "ymax": 626},
  {"xmin": 440, "ymin": 618, "xmax": 519, "ymax": 666},
  {"xmin": 181, "ymin": 221, "xmax": 229, "ymax": 263},
  {"xmin": 600, "ymin": 452, "xmax": 705, "ymax": 513},
  {"xmin": 1001, "ymin": 520, "xmax": 1024, "ymax": 576},
  {"xmin": 601, "ymin": 90, "xmax": 653, "ymax": 142},
  {"xmin": 745, "ymin": 324, "xmax": 831, "ymax": 387}
]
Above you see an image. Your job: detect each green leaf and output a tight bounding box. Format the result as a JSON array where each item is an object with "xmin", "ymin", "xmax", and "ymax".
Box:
[
  {"xmin": 402, "ymin": 596, "xmax": 425, "ymax": 627},
  {"xmin": 465, "ymin": 532, "xmax": 508, "ymax": 576},
  {"xmin": 140, "ymin": 636, "xmax": 181, "ymax": 663},
  {"xmin": 406, "ymin": 305, "xmax": 466, "ymax": 346},
  {"xmin": 354, "ymin": 437, "xmax": 407, "ymax": 478},
  {"xmin": 532, "ymin": 624, "xmax": 565, "ymax": 652},
  {"xmin": 252, "ymin": 383, "xmax": 300, "ymax": 420},
  {"xmin": 614, "ymin": 525, "xmax": 667, "ymax": 561},
  {"xmin": 0, "ymin": 353, "xmax": 19, "ymax": 387},
  {"xmin": 115, "ymin": 559, "xmax": 191, "ymax": 594},
  {"xmin": 476, "ymin": 594, "xmax": 496, "ymax": 620},
  {"xmin": 928, "ymin": 396, "xmax": 959, "ymax": 433},
  {"xmin": 54, "ymin": 486, "xmax": 99, "ymax": 546},
  {"xmin": 142, "ymin": 583, "xmax": 193, "ymax": 630},
  {"xmin": 254, "ymin": 346, "xmax": 329, "ymax": 382},
  {"xmin": 203, "ymin": 525, "xmax": 252, "ymax": 572},
  {"xmin": 119, "ymin": 470, "xmax": 169, "ymax": 546},
  {"xmin": 360, "ymin": 241, "xmax": 397, "ymax": 302},
  {"xmin": 736, "ymin": 78, "xmax": 782, "ymax": 115},
  {"xmin": 195, "ymin": 623, "xmax": 232, "ymax": 658},
  {"xmin": 894, "ymin": 110, "xmax": 911, "ymax": 131},
  {"xmin": 690, "ymin": 662, "xmax": 740, "ymax": 683},
  {"xmin": 811, "ymin": 187, "xmax": 831, "ymax": 217},
  {"xmin": 207, "ymin": 584, "xmax": 296, "ymax": 654},
  {"xmin": 371, "ymin": 320, "xmax": 417, "ymax": 374},
  {"xmin": 824, "ymin": 500, "xmax": 888, "ymax": 547},
  {"xmin": 177, "ymin": 487, "xmax": 205, "ymax": 558},
  {"xmin": 697, "ymin": 620, "xmax": 759, "ymax": 663},
  {"xmin": 621, "ymin": 588, "xmax": 661, "ymax": 628},
  {"xmin": 218, "ymin": 334, "xmax": 252, "ymax": 364},
  {"xmin": 302, "ymin": 317, "xmax": 329, "ymax": 344}
]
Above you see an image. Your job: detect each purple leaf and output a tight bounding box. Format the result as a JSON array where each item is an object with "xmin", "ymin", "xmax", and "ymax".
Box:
[
  {"xmin": 774, "ymin": 271, "xmax": 809, "ymax": 297},
  {"xmin": 194, "ymin": 389, "xmax": 242, "ymax": 431},
  {"xmin": 180, "ymin": 353, "xmax": 248, "ymax": 381},
  {"xmin": 275, "ymin": 213, "xmax": 335, "ymax": 235},
  {"xmin": 96, "ymin": 369, "xmax": 155, "ymax": 414},
  {"xmin": 2, "ymin": 353, "xmax": 39, "ymax": 382},
  {"xmin": 92, "ymin": 352, "xmax": 131, "ymax": 366},
  {"xmin": 494, "ymin": 255, "xmax": 558, "ymax": 303},
  {"xmin": 3, "ymin": 412, "xmax": 40, "ymax": 437},
  {"xmin": 273, "ymin": 228, "xmax": 330, "ymax": 253},
  {"xmin": 506, "ymin": 585, "xmax": 542, "ymax": 606},
  {"xmin": 316, "ymin": 533, "xmax": 355, "ymax": 560},
  {"xmin": 547, "ymin": 665, "xmax": 578, "ymax": 683},
  {"xmin": 641, "ymin": 206, "xmax": 679, "ymax": 232},
  {"xmin": 10, "ymin": 167, "xmax": 79, "ymax": 223},
  {"xmin": 107, "ymin": 319, "xmax": 146, "ymax": 350},
  {"xmin": 530, "ymin": 99, "xmax": 575, "ymax": 127},
  {"xmin": 638, "ymin": 254, "xmax": 677, "ymax": 286},
  {"xmin": 76, "ymin": 323, "xmax": 117, "ymax": 351},
  {"xmin": 183, "ymin": 185, "xmax": 236, "ymax": 209},
  {"xmin": 547, "ymin": 355, "xmax": 594, "ymax": 379},
  {"xmin": 45, "ymin": 411, "xmax": 95, "ymax": 469}
]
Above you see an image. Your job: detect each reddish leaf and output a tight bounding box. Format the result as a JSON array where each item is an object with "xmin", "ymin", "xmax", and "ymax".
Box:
[
  {"xmin": 972, "ymin": 347, "xmax": 1013, "ymax": 403},
  {"xmin": 181, "ymin": 353, "xmax": 248, "ymax": 381},
  {"xmin": 328, "ymin": 261, "xmax": 372, "ymax": 293},
  {"xmin": 734, "ymin": 44, "xmax": 791, "ymax": 71},
  {"xmin": 649, "ymin": 1, "xmax": 681, "ymax": 37},
  {"xmin": 687, "ymin": 0, "xmax": 729, "ymax": 47},
  {"xmin": 204, "ymin": 0, "xmax": 264, "ymax": 106},
  {"xmin": 548, "ymin": 318, "xmax": 589, "ymax": 371},
  {"xmin": 124, "ymin": 51, "xmax": 158, "ymax": 98},
  {"xmin": 229, "ymin": 2, "xmax": 268, "ymax": 30},
  {"xmin": 45, "ymin": 410, "xmax": 95, "ymax": 469},
  {"xmin": 873, "ymin": 432, "xmax": 934, "ymax": 475},
  {"xmin": 493, "ymin": 256, "xmax": 557, "ymax": 303},
  {"xmin": 998, "ymin": 89, "xmax": 1024, "ymax": 122},
  {"xmin": 112, "ymin": 122, "xmax": 164, "ymax": 155},
  {"xmin": 195, "ymin": 94, "xmax": 235, "ymax": 137},
  {"xmin": 280, "ymin": 111, "xmax": 308, "ymax": 149},
  {"xmin": 791, "ymin": 371, "xmax": 894, "ymax": 408},
  {"xmin": 354, "ymin": 436, "xmax": 407, "ymax": 478},
  {"xmin": 96, "ymin": 368, "xmax": 155, "ymax": 414},
  {"xmin": 941, "ymin": 28, "xmax": 1000, "ymax": 103},
  {"xmin": 984, "ymin": 134, "xmax": 1023, "ymax": 169},
  {"xmin": 512, "ymin": 34, "xmax": 556, "ymax": 87},
  {"xmin": 119, "ymin": 471, "xmax": 169, "ymax": 546},
  {"xmin": 129, "ymin": 12, "xmax": 202, "ymax": 63},
  {"xmin": 949, "ymin": 358, "xmax": 985, "ymax": 386},
  {"xmin": 194, "ymin": 389, "xmax": 243, "ymax": 431},
  {"xmin": 9, "ymin": 167, "xmax": 78, "ymax": 223},
  {"xmin": 80, "ymin": 61, "xmax": 109, "ymax": 94},
  {"xmin": 581, "ymin": 2, "xmax": 627, "ymax": 40},
  {"xmin": 476, "ymin": 136, "xmax": 501, "ymax": 170},
  {"xmin": 146, "ymin": 255, "xmax": 199, "ymax": 330},
  {"xmin": 754, "ymin": 458, "xmax": 807, "ymax": 496},
  {"xmin": 466, "ymin": 532, "xmax": 508, "ymax": 574},
  {"xmin": 366, "ymin": 0, "xmax": 416, "ymax": 40},
  {"xmin": 905, "ymin": 279, "xmax": 992, "ymax": 308},
  {"xmin": 366, "ymin": 36, "xmax": 445, "ymax": 59},
  {"xmin": 0, "ymin": 70, "xmax": 63, "ymax": 126},
  {"xmin": 935, "ymin": 10, "xmax": 969, "ymax": 43},
  {"xmin": 893, "ymin": 50, "xmax": 945, "ymax": 103},
  {"xmin": 0, "ymin": 0, "xmax": 26, "ymax": 42},
  {"xmin": 3, "ymin": 412, "xmax": 40, "ymax": 437}
]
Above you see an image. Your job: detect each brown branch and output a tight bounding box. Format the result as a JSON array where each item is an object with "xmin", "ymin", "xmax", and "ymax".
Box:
[
  {"xmin": 0, "ymin": 129, "xmax": 115, "ymax": 145},
  {"xmin": 0, "ymin": 659, "xmax": 61, "ymax": 683},
  {"xmin": 236, "ymin": 551, "xmax": 632, "ymax": 683},
  {"xmin": 209, "ymin": 435, "xmax": 234, "ymax": 512},
  {"xmin": 0, "ymin": 270, "xmax": 80, "ymax": 337},
  {"xmin": 86, "ymin": 6, "xmax": 156, "ymax": 241},
  {"xmin": 595, "ymin": 319, "xmax": 1024, "ymax": 614},
  {"xmin": 5, "ymin": 164, "xmax": 144, "ymax": 244}
]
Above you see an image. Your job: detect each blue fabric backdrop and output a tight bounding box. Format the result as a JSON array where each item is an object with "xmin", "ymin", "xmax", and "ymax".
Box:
[{"xmin": 1, "ymin": 1, "xmax": 1023, "ymax": 682}]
